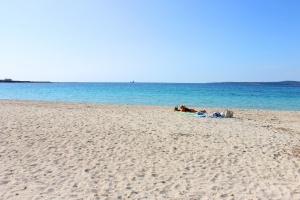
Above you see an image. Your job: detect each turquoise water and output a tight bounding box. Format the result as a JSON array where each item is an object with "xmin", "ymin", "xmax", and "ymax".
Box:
[{"xmin": 0, "ymin": 82, "xmax": 300, "ymax": 110}]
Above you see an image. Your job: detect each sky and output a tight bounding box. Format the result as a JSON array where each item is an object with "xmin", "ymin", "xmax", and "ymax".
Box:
[{"xmin": 1, "ymin": 0, "xmax": 299, "ymax": 83}]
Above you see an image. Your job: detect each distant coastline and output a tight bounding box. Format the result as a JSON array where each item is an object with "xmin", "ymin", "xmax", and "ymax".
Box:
[
  {"xmin": 209, "ymin": 81, "xmax": 300, "ymax": 85},
  {"xmin": 0, "ymin": 78, "xmax": 51, "ymax": 83},
  {"xmin": 1, "ymin": 79, "xmax": 299, "ymax": 85}
]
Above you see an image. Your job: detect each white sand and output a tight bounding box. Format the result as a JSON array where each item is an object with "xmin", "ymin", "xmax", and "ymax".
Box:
[{"xmin": 0, "ymin": 100, "xmax": 300, "ymax": 199}]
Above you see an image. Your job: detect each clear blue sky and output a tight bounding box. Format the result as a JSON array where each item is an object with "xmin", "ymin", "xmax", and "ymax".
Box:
[{"xmin": 1, "ymin": 0, "xmax": 299, "ymax": 82}]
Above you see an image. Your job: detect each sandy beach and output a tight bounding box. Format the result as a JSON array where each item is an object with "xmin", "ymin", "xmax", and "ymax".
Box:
[{"xmin": 0, "ymin": 100, "xmax": 300, "ymax": 199}]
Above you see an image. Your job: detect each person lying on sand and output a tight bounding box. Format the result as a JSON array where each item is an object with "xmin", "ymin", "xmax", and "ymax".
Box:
[
  {"xmin": 179, "ymin": 105, "xmax": 197, "ymax": 112},
  {"xmin": 174, "ymin": 105, "xmax": 206, "ymax": 113}
]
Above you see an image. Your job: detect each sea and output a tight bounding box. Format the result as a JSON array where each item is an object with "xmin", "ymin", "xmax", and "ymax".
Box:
[{"xmin": 1, "ymin": 82, "xmax": 300, "ymax": 111}]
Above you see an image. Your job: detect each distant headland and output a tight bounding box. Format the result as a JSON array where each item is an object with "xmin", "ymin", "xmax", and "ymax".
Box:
[
  {"xmin": 209, "ymin": 81, "xmax": 300, "ymax": 85},
  {"xmin": 0, "ymin": 78, "xmax": 51, "ymax": 83}
]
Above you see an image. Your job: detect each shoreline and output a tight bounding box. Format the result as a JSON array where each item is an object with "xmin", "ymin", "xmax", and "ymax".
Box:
[
  {"xmin": 1, "ymin": 100, "xmax": 300, "ymax": 199},
  {"xmin": 1, "ymin": 99, "xmax": 300, "ymax": 112}
]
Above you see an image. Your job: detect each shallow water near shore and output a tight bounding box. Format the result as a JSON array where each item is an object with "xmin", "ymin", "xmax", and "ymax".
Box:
[{"xmin": 1, "ymin": 82, "xmax": 300, "ymax": 110}]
